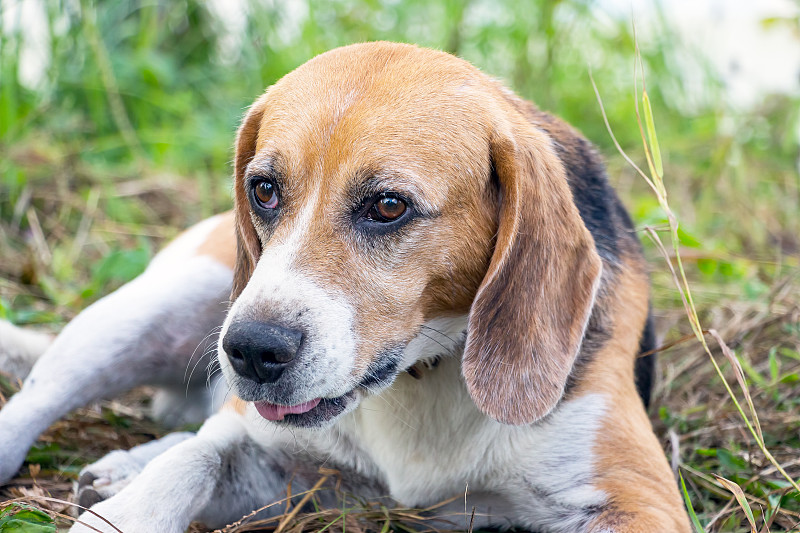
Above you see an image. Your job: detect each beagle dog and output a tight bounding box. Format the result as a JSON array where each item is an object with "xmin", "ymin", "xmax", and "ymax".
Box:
[{"xmin": 0, "ymin": 42, "xmax": 690, "ymax": 532}]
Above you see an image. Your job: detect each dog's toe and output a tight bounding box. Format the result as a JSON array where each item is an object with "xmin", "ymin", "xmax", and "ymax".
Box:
[
  {"xmin": 77, "ymin": 487, "xmax": 104, "ymax": 512},
  {"xmin": 74, "ymin": 449, "xmax": 144, "ymax": 511},
  {"xmin": 77, "ymin": 471, "xmax": 97, "ymax": 488},
  {"xmin": 75, "ymin": 471, "xmax": 104, "ymax": 514}
]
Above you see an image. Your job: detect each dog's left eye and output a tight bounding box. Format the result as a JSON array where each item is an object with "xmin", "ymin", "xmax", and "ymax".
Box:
[
  {"xmin": 365, "ymin": 194, "xmax": 407, "ymax": 223},
  {"xmin": 252, "ymin": 180, "xmax": 278, "ymax": 210}
]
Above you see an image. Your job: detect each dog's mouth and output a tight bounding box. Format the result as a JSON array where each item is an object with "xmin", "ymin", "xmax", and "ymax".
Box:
[
  {"xmin": 252, "ymin": 390, "xmax": 358, "ymax": 427},
  {"xmin": 245, "ymin": 345, "xmax": 407, "ymax": 428}
]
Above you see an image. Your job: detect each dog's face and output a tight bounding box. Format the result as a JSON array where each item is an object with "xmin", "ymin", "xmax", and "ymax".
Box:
[{"xmin": 218, "ymin": 43, "xmax": 603, "ymax": 428}]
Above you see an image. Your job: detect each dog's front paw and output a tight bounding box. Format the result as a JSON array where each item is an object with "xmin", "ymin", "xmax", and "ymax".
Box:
[
  {"xmin": 75, "ymin": 432, "xmax": 194, "ymax": 510},
  {"xmin": 75, "ymin": 450, "xmax": 144, "ymax": 510}
]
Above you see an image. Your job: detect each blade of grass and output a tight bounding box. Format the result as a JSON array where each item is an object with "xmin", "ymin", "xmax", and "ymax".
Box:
[
  {"xmin": 78, "ymin": 0, "xmax": 146, "ymax": 164},
  {"xmin": 713, "ymin": 474, "xmax": 759, "ymax": 533},
  {"xmin": 3, "ymin": 496, "xmax": 123, "ymax": 533},
  {"xmin": 642, "ymin": 90, "xmax": 664, "ymax": 180},
  {"xmin": 274, "ymin": 474, "xmax": 329, "ymax": 533},
  {"xmin": 709, "ymin": 328, "xmax": 764, "ymax": 443},
  {"xmin": 679, "ymin": 471, "xmax": 705, "ymax": 533},
  {"xmin": 682, "ymin": 464, "xmax": 800, "ymax": 522}
]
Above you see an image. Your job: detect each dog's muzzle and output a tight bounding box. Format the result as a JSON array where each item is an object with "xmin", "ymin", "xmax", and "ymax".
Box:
[
  {"xmin": 221, "ymin": 320, "xmax": 359, "ymax": 426},
  {"xmin": 220, "ymin": 317, "xmax": 407, "ymax": 427}
]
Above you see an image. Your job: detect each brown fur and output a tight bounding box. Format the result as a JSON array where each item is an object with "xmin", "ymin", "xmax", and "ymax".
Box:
[
  {"xmin": 462, "ymin": 112, "xmax": 603, "ymax": 425},
  {"xmin": 577, "ymin": 254, "xmax": 691, "ymax": 532},
  {"xmin": 232, "ymin": 95, "xmax": 269, "ymax": 298},
  {"xmin": 223, "ymin": 396, "xmax": 248, "ymax": 415},
  {"xmin": 196, "ymin": 211, "xmax": 236, "ymax": 269}
]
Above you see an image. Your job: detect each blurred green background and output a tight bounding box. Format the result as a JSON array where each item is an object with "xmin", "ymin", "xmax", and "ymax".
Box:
[
  {"xmin": 1, "ymin": 0, "xmax": 799, "ymax": 531},
  {"xmin": 1, "ymin": 0, "xmax": 797, "ymax": 313}
]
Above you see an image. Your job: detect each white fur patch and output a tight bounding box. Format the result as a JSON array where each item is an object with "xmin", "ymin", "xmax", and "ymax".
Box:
[
  {"xmin": 219, "ymin": 188, "xmax": 358, "ymax": 403},
  {"xmin": 399, "ymin": 315, "xmax": 467, "ymax": 369}
]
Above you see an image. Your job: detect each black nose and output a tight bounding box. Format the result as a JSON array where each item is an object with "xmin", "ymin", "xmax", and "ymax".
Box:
[{"xmin": 222, "ymin": 321, "xmax": 303, "ymax": 384}]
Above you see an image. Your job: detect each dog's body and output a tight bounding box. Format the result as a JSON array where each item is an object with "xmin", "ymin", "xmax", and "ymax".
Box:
[{"xmin": 0, "ymin": 43, "xmax": 690, "ymax": 532}]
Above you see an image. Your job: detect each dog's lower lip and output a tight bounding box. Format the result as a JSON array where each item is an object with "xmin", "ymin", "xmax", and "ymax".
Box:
[{"xmin": 254, "ymin": 398, "xmax": 321, "ymax": 421}]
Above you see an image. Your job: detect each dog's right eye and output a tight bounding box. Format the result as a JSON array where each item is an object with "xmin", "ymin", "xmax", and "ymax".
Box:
[
  {"xmin": 252, "ymin": 180, "xmax": 278, "ymax": 210},
  {"xmin": 367, "ymin": 194, "xmax": 407, "ymax": 222}
]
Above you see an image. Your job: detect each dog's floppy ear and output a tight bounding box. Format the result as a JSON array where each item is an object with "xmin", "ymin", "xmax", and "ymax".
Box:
[
  {"xmin": 232, "ymin": 96, "xmax": 268, "ymax": 300},
  {"xmin": 462, "ymin": 118, "xmax": 603, "ymax": 425}
]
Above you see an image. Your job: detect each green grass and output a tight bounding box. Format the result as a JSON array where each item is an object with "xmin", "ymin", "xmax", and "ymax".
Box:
[{"xmin": 0, "ymin": 1, "xmax": 799, "ymax": 531}]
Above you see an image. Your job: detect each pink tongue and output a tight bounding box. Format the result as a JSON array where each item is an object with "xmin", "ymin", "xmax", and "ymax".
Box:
[{"xmin": 254, "ymin": 398, "xmax": 321, "ymax": 421}]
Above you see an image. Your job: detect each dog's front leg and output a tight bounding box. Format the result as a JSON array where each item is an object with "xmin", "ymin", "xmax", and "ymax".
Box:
[
  {"xmin": 68, "ymin": 410, "xmax": 295, "ymax": 533},
  {"xmin": 578, "ymin": 389, "xmax": 692, "ymax": 533}
]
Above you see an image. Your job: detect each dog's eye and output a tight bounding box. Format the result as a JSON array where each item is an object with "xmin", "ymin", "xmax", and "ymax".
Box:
[
  {"xmin": 253, "ymin": 180, "xmax": 278, "ymax": 209},
  {"xmin": 367, "ymin": 194, "xmax": 407, "ymax": 222}
]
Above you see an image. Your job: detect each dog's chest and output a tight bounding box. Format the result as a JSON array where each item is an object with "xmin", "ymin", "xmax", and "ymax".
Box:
[
  {"xmin": 335, "ymin": 358, "xmax": 610, "ymax": 520},
  {"xmin": 351, "ymin": 362, "xmax": 504, "ymax": 504}
]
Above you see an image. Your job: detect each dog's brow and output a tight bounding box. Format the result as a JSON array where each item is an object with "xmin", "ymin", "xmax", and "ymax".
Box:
[{"xmin": 245, "ymin": 158, "xmax": 281, "ymax": 181}]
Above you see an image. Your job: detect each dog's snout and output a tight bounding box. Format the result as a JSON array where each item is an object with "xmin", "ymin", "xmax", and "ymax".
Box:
[{"xmin": 222, "ymin": 321, "xmax": 303, "ymax": 383}]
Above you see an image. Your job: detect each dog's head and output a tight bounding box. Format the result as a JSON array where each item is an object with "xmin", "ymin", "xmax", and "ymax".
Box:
[{"xmin": 218, "ymin": 42, "xmax": 602, "ymax": 428}]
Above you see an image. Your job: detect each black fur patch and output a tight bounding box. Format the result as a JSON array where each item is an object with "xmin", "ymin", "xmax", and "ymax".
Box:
[
  {"xmin": 634, "ymin": 310, "xmax": 657, "ymax": 408},
  {"xmin": 358, "ymin": 345, "xmax": 405, "ymax": 390}
]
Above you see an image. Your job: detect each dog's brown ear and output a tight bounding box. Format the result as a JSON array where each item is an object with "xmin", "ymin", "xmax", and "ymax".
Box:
[
  {"xmin": 231, "ymin": 96, "xmax": 268, "ymax": 300},
  {"xmin": 462, "ymin": 119, "xmax": 603, "ymax": 425}
]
